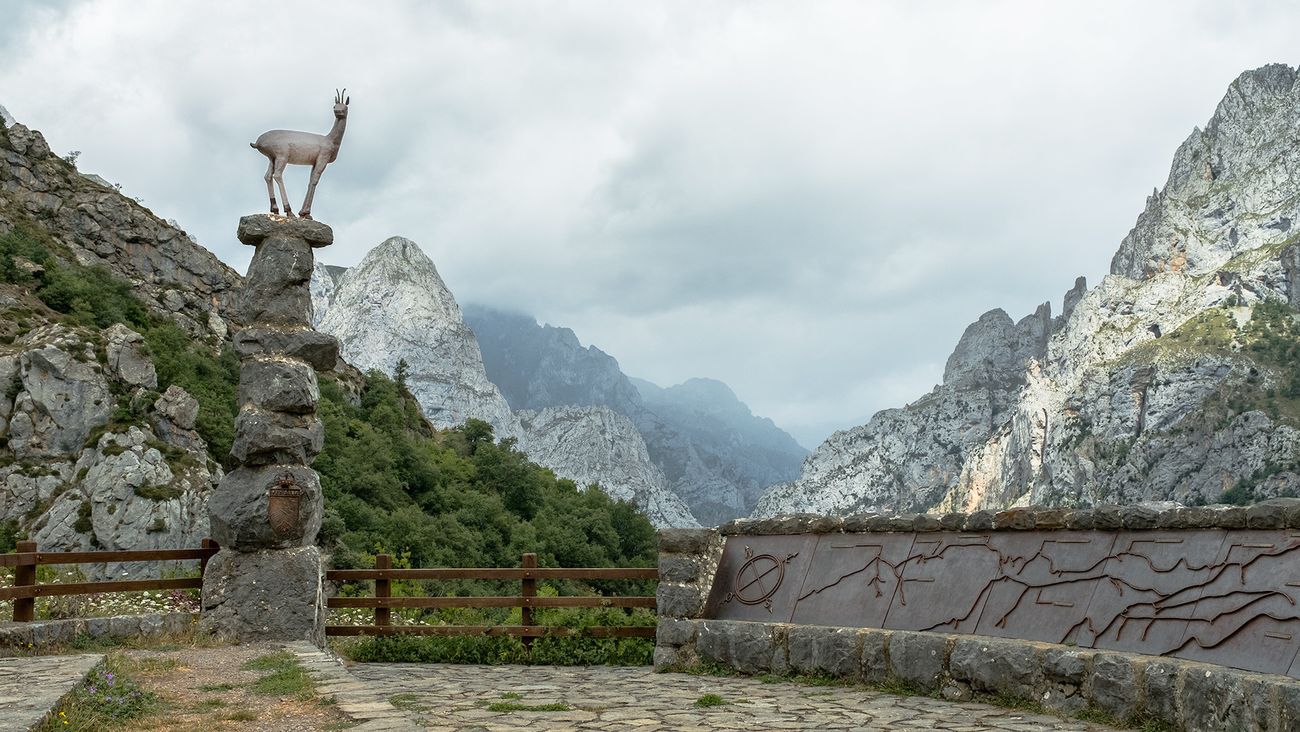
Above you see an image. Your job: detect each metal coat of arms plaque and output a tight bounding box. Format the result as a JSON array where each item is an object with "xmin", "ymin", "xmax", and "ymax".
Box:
[{"xmin": 268, "ymin": 473, "xmax": 303, "ymax": 537}]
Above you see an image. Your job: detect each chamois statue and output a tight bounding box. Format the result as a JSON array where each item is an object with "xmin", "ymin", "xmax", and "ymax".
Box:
[{"xmin": 251, "ymin": 89, "xmax": 349, "ymax": 220}]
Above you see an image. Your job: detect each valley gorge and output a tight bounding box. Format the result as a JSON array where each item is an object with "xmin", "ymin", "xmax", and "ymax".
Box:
[{"xmin": 756, "ymin": 64, "xmax": 1300, "ymax": 518}]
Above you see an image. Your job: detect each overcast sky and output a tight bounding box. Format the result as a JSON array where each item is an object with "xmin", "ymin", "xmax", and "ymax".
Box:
[{"xmin": 1, "ymin": 2, "xmax": 1296, "ymax": 448}]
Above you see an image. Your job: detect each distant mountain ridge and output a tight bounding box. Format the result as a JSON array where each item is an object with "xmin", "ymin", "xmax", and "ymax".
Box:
[
  {"xmin": 463, "ymin": 306, "xmax": 807, "ymax": 525},
  {"xmin": 311, "ymin": 243, "xmax": 698, "ymax": 527},
  {"xmin": 756, "ymin": 64, "xmax": 1300, "ymax": 518}
]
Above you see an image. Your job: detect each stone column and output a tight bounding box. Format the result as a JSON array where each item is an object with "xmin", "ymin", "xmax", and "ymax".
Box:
[{"xmin": 200, "ymin": 215, "xmax": 338, "ymax": 645}]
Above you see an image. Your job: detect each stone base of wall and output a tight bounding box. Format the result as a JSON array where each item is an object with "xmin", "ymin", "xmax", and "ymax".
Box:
[
  {"xmin": 0, "ymin": 612, "xmax": 195, "ymax": 656},
  {"xmin": 655, "ymin": 619, "xmax": 1300, "ymax": 732}
]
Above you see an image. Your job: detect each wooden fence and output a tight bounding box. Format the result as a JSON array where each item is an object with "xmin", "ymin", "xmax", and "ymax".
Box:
[
  {"xmin": 0, "ymin": 539, "xmax": 219, "ymax": 622},
  {"xmin": 325, "ymin": 552, "xmax": 658, "ymax": 639},
  {"xmin": 1, "ymin": 543, "xmax": 660, "ymax": 639}
]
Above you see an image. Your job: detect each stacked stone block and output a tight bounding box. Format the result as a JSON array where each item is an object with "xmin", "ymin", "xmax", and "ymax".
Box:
[{"xmin": 200, "ymin": 215, "xmax": 339, "ymax": 644}]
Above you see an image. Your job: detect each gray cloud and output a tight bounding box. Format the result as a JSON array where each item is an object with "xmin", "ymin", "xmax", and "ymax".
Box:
[{"xmin": 2, "ymin": 1, "xmax": 1297, "ymax": 447}]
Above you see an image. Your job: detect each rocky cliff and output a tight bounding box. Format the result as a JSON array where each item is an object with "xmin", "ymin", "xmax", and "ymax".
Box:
[
  {"xmin": 314, "ymin": 237, "xmax": 522, "ymax": 440},
  {"xmin": 516, "ymin": 406, "xmax": 696, "ymax": 527},
  {"xmin": 0, "ymin": 111, "xmax": 237, "ymax": 569},
  {"xmin": 756, "ymin": 64, "xmax": 1300, "ymax": 517},
  {"xmin": 0, "ymin": 119, "xmax": 239, "ymax": 340},
  {"xmin": 464, "ymin": 306, "xmax": 807, "ymax": 525},
  {"xmin": 312, "ymin": 243, "xmax": 698, "ymax": 526}
]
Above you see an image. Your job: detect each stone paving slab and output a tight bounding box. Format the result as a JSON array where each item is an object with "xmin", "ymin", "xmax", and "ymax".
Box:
[
  {"xmin": 0, "ymin": 654, "xmax": 102, "ymax": 732},
  {"xmin": 289, "ymin": 652, "xmax": 1124, "ymax": 731}
]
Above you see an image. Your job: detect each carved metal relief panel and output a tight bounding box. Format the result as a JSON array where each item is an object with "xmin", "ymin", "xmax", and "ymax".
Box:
[{"xmin": 702, "ymin": 530, "xmax": 1300, "ymax": 678}]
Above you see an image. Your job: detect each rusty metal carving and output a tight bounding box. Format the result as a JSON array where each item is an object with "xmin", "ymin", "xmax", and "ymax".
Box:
[
  {"xmin": 724, "ymin": 546, "xmax": 797, "ymax": 612},
  {"xmin": 268, "ymin": 472, "xmax": 303, "ymax": 537},
  {"xmin": 704, "ymin": 529, "xmax": 1300, "ymax": 678}
]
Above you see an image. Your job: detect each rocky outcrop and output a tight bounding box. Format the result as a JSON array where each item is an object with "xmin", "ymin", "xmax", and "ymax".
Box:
[
  {"xmin": 315, "ymin": 239, "xmax": 522, "ymax": 440},
  {"xmin": 0, "ymin": 116, "xmax": 239, "ymax": 338},
  {"xmin": 517, "ymin": 406, "xmax": 698, "ymax": 527},
  {"xmin": 5, "ymin": 325, "xmax": 113, "ymax": 459},
  {"xmin": 758, "ymin": 64, "xmax": 1300, "ymax": 518},
  {"xmin": 464, "ymin": 306, "xmax": 807, "ymax": 525},
  {"xmin": 1111, "ymin": 64, "xmax": 1300, "ymax": 280},
  {"xmin": 0, "ymin": 321, "xmax": 218, "ymax": 576}
]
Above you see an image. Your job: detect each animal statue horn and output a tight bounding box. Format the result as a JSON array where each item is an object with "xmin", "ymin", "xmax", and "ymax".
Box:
[{"xmin": 250, "ymin": 90, "xmax": 349, "ymax": 219}]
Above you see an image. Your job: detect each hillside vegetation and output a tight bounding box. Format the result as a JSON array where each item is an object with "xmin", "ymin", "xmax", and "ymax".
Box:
[{"xmin": 0, "ymin": 214, "xmax": 656, "ymax": 570}]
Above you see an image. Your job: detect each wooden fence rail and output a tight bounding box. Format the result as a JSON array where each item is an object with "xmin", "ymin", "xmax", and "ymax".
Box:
[
  {"xmin": 324, "ymin": 551, "xmax": 659, "ymax": 640},
  {"xmin": 0, "ymin": 539, "xmax": 220, "ymax": 622}
]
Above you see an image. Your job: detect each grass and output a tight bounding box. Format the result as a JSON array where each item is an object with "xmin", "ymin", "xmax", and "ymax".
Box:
[
  {"xmin": 242, "ymin": 651, "xmax": 317, "ymax": 699},
  {"xmin": 199, "ymin": 682, "xmax": 238, "ymax": 692},
  {"xmin": 694, "ymin": 693, "xmax": 728, "ymax": 708},
  {"xmin": 486, "ymin": 701, "xmax": 573, "ymax": 712},
  {"xmin": 34, "ymin": 655, "xmax": 159, "ymax": 730},
  {"xmin": 500, "ymin": 691, "xmax": 522, "ymax": 700}
]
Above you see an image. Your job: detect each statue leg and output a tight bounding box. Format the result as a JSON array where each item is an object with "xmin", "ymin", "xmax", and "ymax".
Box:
[
  {"xmin": 272, "ymin": 158, "xmax": 293, "ymax": 217},
  {"xmin": 299, "ymin": 162, "xmax": 326, "ymax": 220},
  {"xmin": 264, "ymin": 159, "xmax": 279, "ymax": 215}
]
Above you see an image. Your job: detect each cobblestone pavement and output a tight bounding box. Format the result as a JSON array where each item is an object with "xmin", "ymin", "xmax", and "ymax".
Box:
[
  {"xmin": 287, "ymin": 645, "xmax": 1122, "ymax": 732},
  {"xmin": 0, "ymin": 653, "xmax": 101, "ymax": 732}
]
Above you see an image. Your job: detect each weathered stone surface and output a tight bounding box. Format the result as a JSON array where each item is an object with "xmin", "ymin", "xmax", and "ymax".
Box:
[
  {"xmin": 658, "ymin": 555, "xmax": 700, "ymax": 583},
  {"xmin": 992, "ymin": 508, "xmax": 1035, "ymax": 530},
  {"xmin": 32, "ymin": 426, "xmax": 214, "ymax": 573},
  {"xmin": 1120, "ymin": 503, "xmax": 1161, "ymax": 529},
  {"xmin": 1245, "ymin": 498, "xmax": 1300, "ymax": 529},
  {"xmin": 1086, "ymin": 653, "xmax": 1138, "ymax": 721},
  {"xmin": 238, "ymin": 357, "xmax": 319, "ymax": 414},
  {"xmin": 237, "ymin": 213, "xmax": 333, "ymax": 248},
  {"xmin": 950, "ymin": 637, "xmax": 1040, "ymax": 698},
  {"xmin": 938, "ymin": 512, "xmax": 965, "ymax": 530},
  {"xmin": 655, "ymin": 618, "xmax": 697, "ymax": 648},
  {"xmin": 7, "ymin": 334, "xmax": 112, "ymax": 458},
  {"xmin": 230, "ymin": 408, "xmax": 324, "ymax": 466},
  {"xmin": 656, "ymin": 583, "xmax": 704, "ymax": 619},
  {"xmin": 964, "ymin": 510, "xmax": 994, "ymax": 531},
  {"xmin": 888, "ymin": 631, "xmax": 947, "ymax": 690},
  {"xmin": 787, "ymin": 625, "xmax": 860, "ymax": 679},
  {"xmin": 103, "ymin": 323, "xmax": 156, "ymax": 389},
  {"xmin": 239, "ymin": 238, "xmax": 314, "ymax": 327},
  {"xmin": 860, "ymin": 629, "xmax": 890, "ymax": 683},
  {"xmin": 207, "ymin": 464, "xmax": 323, "ymax": 550},
  {"xmin": 1178, "ymin": 664, "xmax": 1253, "ymax": 731},
  {"xmin": 913, "ymin": 514, "xmax": 941, "ymax": 532},
  {"xmin": 1142, "ymin": 660, "xmax": 1180, "ymax": 725},
  {"xmin": 658, "ymin": 528, "xmax": 718, "ymax": 555},
  {"xmin": 233, "ymin": 326, "xmax": 339, "ymax": 371},
  {"xmin": 199, "ymin": 546, "xmax": 325, "ymax": 644},
  {"xmin": 727, "ymin": 622, "xmax": 775, "ymax": 674},
  {"xmin": 1041, "ymin": 647, "xmax": 1092, "ymax": 713}
]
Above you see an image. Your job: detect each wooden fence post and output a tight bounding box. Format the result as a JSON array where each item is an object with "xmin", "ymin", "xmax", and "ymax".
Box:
[
  {"xmin": 375, "ymin": 553, "xmax": 391, "ymax": 628},
  {"xmin": 199, "ymin": 538, "xmax": 217, "ymax": 577},
  {"xmin": 13, "ymin": 540, "xmax": 36, "ymax": 622},
  {"xmin": 521, "ymin": 552, "xmax": 537, "ymax": 650}
]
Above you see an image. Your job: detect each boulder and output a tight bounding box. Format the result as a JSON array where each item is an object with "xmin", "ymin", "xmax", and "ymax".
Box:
[
  {"xmin": 206, "ymin": 463, "xmax": 323, "ymax": 551},
  {"xmin": 103, "ymin": 323, "xmax": 157, "ymax": 389}
]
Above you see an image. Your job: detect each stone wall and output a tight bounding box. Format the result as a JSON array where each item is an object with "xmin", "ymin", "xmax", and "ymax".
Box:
[
  {"xmin": 656, "ymin": 502, "xmax": 1300, "ymax": 730},
  {"xmin": 0, "ymin": 612, "xmax": 194, "ymax": 657},
  {"xmin": 655, "ymin": 617, "xmax": 1300, "ymax": 731}
]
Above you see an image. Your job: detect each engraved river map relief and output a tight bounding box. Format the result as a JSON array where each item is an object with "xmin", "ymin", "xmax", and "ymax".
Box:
[{"xmin": 703, "ymin": 530, "xmax": 1300, "ymax": 678}]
